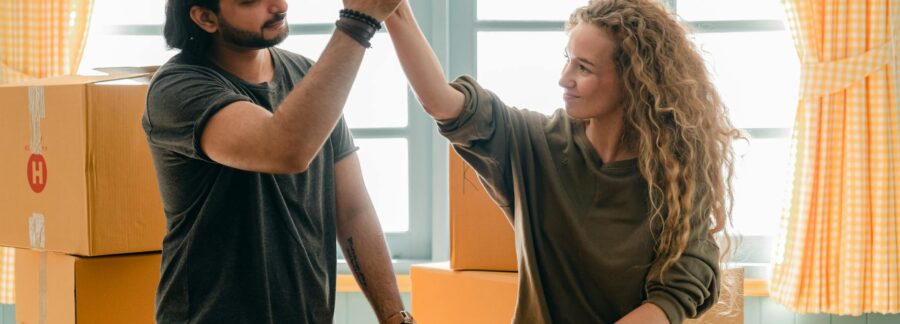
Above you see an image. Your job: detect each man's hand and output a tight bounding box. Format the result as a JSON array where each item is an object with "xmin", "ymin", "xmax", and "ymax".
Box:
[{"xmin": 343, "ymin": 0, "xmax": 402, "ymax": 22}]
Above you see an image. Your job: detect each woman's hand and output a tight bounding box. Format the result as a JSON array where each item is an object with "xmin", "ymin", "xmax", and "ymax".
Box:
[
  {"xmin": 343, "ymin": 0, "xmax": 402, "ymax": 22},
  {"xmin": 383, "ymin": 0, "xmax": 465, "ymax": 121}
]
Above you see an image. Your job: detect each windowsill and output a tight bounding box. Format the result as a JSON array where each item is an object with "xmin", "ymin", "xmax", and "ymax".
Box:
[
  {"xmin": 337, "ymin": 274, "xmax": 412, "ymax": 293},
  {"xmin": 336, "ymin": 259, "xmax": 427, "ymax": 275},
  {"xmin": 745, "ymin": 278, "xmax": 769, "ymax": 297},
  {"xmin": 336, "ymin": 275, "xmax": 769, "ymax": 296},
  {"xmin": 335, "ymin": 259, "xmax": 772, "ymax": 297}
]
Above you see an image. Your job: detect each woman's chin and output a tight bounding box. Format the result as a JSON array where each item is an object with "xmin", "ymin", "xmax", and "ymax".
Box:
[{"xmin": 564, "ymin": 105, "xmax": 591, "ymax": 120}]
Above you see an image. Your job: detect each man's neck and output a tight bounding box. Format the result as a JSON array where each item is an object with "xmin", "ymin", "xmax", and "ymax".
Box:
[{"xmin": 210, "ymin": 42, "xmax": 274, "ymax": 84}]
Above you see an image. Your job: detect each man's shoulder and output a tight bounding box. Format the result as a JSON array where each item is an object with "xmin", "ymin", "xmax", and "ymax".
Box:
[
  {"xmin": 158, "ymin": 53, "xmax": 217, "ymax": 75},
  {"xmin": 150, "ymin": 54, "xmax": 226, "ymax": 89}
]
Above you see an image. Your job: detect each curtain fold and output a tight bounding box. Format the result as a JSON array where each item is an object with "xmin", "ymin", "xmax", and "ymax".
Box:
[{"xmin": 771, "ymin": 0, "xmax": 899, "ymax": 315}]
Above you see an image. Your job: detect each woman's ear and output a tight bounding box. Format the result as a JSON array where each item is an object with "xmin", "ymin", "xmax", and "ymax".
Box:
[{"xmin": 189, "ymin": 6, "xmax": 219, "ymax": 34}]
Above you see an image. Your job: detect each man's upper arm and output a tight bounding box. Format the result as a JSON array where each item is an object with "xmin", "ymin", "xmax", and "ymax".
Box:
[
  {"xmin": 334, "ymin": 152, "xmax": 375, "ymax": 224},
  {"xmin": 200, "ymin": 101, "xmax": 307, "ymax": 173},
  {"xmin": 145, "ymin": 66, "xmax": 306, "ymax": 174},
  {"xmin": 145, "ymin": 66, "xmax": 248, "ymax": 161}
]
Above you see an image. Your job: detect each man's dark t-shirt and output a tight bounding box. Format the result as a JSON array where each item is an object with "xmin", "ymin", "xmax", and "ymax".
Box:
[{"xmin": 142, "ymin": 47, "xmax": 357, "ymax": 323}]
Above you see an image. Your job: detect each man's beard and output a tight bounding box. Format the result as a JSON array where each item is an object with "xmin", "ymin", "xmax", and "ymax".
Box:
[{"xmin": 218, "ymin": 13, "xmax": 289, "ymax": 48}]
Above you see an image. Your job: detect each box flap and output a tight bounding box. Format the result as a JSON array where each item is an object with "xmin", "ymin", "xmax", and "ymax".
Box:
[
  {"xmin": 92, "ymin": 65, "xmax": 160, "ymax": 75},
  {"xmin": 0, "ymin": 73, "xmax": 150, "ymax": 87},
  {"xmin": 92, "ymin": 66, "xmax": 159, "ymax": 84}
]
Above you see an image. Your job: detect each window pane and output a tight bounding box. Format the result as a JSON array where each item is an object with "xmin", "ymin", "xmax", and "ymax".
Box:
[
  {"xmin": 694, "ymin": 31, "xmax": 799, "ymax": 129},
  {"xmin": 355, "ymin": 138, "xmax": 409, "ymax": 232},
  {"xmin": 78, "ymin": 35, "xmax": 177, "ymax": 74},
  {"xmin": 91, "ymin": 0, "xmax": 166, "ymax": 25},
  {"xmin": 477, "ymin": 32, "xmax": 567, "ymax": 116},
  {"xmin": 286, "ymin": 0, "xmax": 342, "ymax": 24},
  {"xmin": 731, "ymin": 138, "xmax": 792, "ymax": 236},
  {"xmin": 279, "ymin": 33, "xmax": 408, "ymax": 128},
  {"xmin": 677, "ymin": 0, "xmax": 786, "ymax": 21},
  {"xmin": 478, "ymin": 0, "xmax": 587, "ymax": 21}
]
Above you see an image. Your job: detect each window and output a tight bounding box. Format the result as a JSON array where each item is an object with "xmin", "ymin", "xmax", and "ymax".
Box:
[
  {"xmin": 80, "ymin": 0, "xmax": 798, "ymax": 269},
  {"xmin": 675, "ymin": 0, "xmax": 798, "ymax": 266},
  {"xmin": 78, "ymin": 0, "xmax": 172, "ymax": 75}
]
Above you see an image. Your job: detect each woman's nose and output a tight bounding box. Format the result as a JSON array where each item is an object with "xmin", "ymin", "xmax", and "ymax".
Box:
[{"xmin": 558, "ymin": 74, "xmax": 575, "ymax": 89}]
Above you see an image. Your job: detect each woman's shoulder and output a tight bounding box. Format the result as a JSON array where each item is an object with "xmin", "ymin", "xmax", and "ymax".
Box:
[
  {"xmin": 511, "ymin": 107, "xmax": 578, "ymax": 149},
  {"xmin": 524, "ymin": 108, "xmax": 574, "ymax": 135}
]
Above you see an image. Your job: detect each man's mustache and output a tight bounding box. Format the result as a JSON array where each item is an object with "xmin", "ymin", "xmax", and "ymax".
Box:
[{"xmin": 263, "ymin": 13, "xmax": 287, "ymax": 28}]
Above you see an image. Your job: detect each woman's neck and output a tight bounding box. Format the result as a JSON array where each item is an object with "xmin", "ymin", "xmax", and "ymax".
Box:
[{"xmin": 584, "ymin": 113, "xmax": 637, "ymax": 164}]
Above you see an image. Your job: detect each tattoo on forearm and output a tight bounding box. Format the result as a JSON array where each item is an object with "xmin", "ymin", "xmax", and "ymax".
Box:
[{"xmin": 346, "ymin": 237, "xmax": 368, "ymax": 290}]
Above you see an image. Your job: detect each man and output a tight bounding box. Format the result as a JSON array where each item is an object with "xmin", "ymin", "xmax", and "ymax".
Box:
[{"xmin": 142, "ymin": 0, "xmax": 412, "ymax": 323}]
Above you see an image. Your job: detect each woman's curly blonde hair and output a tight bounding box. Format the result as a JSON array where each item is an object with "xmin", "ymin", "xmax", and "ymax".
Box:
[{"xmin": 568, "ymin": 0, "xmax": 743, "ymax": 310}]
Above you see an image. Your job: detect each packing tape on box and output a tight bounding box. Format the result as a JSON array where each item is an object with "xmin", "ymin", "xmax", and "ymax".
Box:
[
  {"xmin": 39, "ymin": 251, "xmax": 48, "ymax": 324},
  {"xmin": 27, "ymin": 86, "xmax": 47, "ymax": 249},
  {"xmin": 28, "ymin": 86, "xmax": 44, "ymax": 155},
  {"xmin": 29, "ymin": 213, "xmax": 45, "ymax": 250},
  {"xmin": 28, "ymin": 212, "xmax": 48, "ymax": 323},
  {"xmin": 28, "ymin": 86, "xmax": 48, "ymax": 323}
]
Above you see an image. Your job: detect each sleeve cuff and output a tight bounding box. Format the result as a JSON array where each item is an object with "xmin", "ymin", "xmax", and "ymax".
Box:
[
  {"xmin": 437, "ymin": 75, "xmax": 481, "ymax": 134},
  {"xmin": 645, "ymin": 291, "xmax": 686, "ymax": 324},
  {"xmin": 192, "ymin": 96, "xmax": 251, "ymax": 163},
  {"xmin": 334, "ymin": 146, "xmax": 360, "ymax": 162}
]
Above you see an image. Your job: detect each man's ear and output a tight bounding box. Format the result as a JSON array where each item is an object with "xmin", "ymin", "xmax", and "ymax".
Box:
[{"xmin": 189, "ymin": 6, "xmax": 219, "ymax": 34}]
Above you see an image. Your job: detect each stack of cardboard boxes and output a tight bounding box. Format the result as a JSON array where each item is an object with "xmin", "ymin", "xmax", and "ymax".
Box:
[
  {"xmin": 410, "ymin": 149, "xmax": 744, "ymax": 324},
  {"xmin": 0, "ymin": 75, "xmax": 165, "ymax": 323}
]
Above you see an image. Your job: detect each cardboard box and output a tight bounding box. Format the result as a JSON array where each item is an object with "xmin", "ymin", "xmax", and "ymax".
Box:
[
  {"xmin": 411, "ymin": 262, "xmax": 744, "ymax": 324},
  {"xmin": 15, "ymin": 249, "xmax": 160, "ymax": 324},
  {"xmin": 0, "ymin": 74, "xmax": 165, "ymax": 256},
  {"xmin": 448, "ymin": 148, "xmax": 517, "ymax": 271},
  {"xmin": 411, "ymin": 262, "xmax": 518, "ymax": 324}
]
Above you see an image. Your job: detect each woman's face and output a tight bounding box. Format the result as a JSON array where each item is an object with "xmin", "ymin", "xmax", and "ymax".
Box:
[{"xmin": 559, "ymin": 23, "xmax": 624, "ymax": 120}]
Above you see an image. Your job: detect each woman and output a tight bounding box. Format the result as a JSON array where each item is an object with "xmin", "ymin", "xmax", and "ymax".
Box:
[{"xmin": 386, "ymin": 0, "xmax": 740, "ymax": 323}]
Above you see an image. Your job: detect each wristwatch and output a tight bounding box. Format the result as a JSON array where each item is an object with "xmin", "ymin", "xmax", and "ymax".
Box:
[
  {"xmin": 387, "ymin": 310, "xmax": 415, "ymax": 324},
  {"xmin": 399, "ymin": 310, "xmax": 414, "ymax": 324}
]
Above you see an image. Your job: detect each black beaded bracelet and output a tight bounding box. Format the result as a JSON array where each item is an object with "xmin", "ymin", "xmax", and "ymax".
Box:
[
  {"xmin": 336, "ymin": 17, "xmax": 377, "ymax": 48},
  {"xmin": 339, "ymin": 9, "xmax": 381, "ymax": 30}
]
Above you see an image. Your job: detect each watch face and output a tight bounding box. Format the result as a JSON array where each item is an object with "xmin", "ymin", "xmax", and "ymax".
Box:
[{"xmin": 400, "ymin": 310, "xmax": 413, "ymax": 323}]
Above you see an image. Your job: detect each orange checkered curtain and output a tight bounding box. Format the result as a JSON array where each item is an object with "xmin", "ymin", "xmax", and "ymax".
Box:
[
  {"xmin": 0, "ymin": 0, "xmax": 93, "ymax": 84},
  {"xmin": 0, "ymin": 0, "xmax": 93, "ymax": 304},
  {"xmin": 771, "ymin": 0, "xmax": 900, "ymax": 315},
  {"xmin": 0, "ymin": 248, "xmax": 11, "ymax": 304}
]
